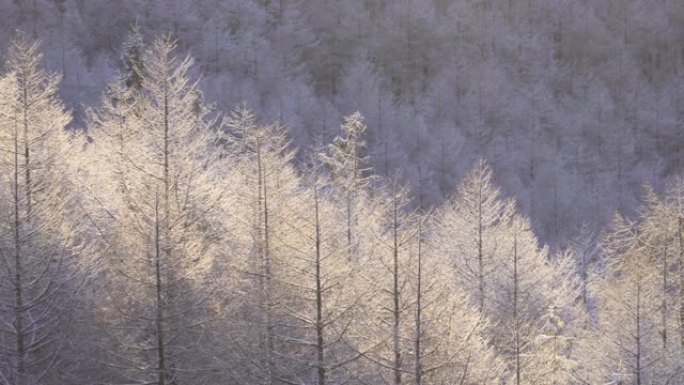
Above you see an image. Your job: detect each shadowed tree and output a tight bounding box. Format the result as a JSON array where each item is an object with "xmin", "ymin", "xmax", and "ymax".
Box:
[{"xmin": 0, "ymin": 36, "xmax": 84, "ymax": 385}]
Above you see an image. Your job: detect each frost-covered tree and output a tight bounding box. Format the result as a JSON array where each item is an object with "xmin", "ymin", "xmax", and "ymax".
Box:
[
  {"xmin": 357, "ymin": 176, "xmax": 507, "ymax": 385},
  {"xmin": 265, "ymin": 168, "xmax": 367, "ymax": 385},
  {"xmin": 565, "ymin": 222, "xmax": 599, "ymax": 309},
  {"xmin": 488, "ymin": 215, "xmax": 580, "ymax": 385},
  {"xmin": 356, "ymin": 179, "xmax": 417, "ymax": 385},
  {"xmin": 0, "ymin": 36, "xmax": 84, "ymax": 385},
  {"xmin": 84, "ymin": 35, "xmax": 224, "ymax": 385},
  {"xmin": 435, "ymin": 160, "xmax": 515, "ymax": 313},
  {"xmin": 219, "ymin": 106, "xmax": 308, "ymax": 384},
  {"xmin": 321, "ymin": 111, "xmax": 372, "ymax": 259},
  {"xmin": 413, "ymin": 212, "xmax": 505, "ymax": 385},
  {"xmin": 575, "ymin": 206, "xmax": 684, "ymax": 384},
  {"xmin": 579, "ymin": 218, "xmax": 662, "ymax": 384},
  {"xmin": 663, "ymin": 176, "xmax": 684, "ymax": 350}
]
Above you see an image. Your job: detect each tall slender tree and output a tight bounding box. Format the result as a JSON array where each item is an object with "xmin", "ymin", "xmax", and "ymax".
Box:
[
  {"xmin": 321, "ymin": 112, "xmax": 371, "ymax": 261},
  {"xmin": 219, "ymin": 106, "xmax": 305, "ymax": 384},
  {"xmin": 84, "ymin": 35, "xmax": 224, "ymax": 385},
  {"xmin": 0, "ymin": 36, "xmax": 83, "ymax": 385},
  {"xmin": 435, "ymin": 160, "xmax": 514, "ymax": 313}
]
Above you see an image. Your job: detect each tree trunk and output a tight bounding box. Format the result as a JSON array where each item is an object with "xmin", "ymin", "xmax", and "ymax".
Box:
[
  {"xmin": 477, "ymin": 181, "xmax": 485, "ymax": 313},
  {"xmin": 22, "ymin": 80, "xmax": 32, "ymax": 216},
  {"xmin": 154, "ymin": 193, "xmax": 168, "ymax": 385},
  {"xmin": 663, "ymin": 246, "xmax": 668, "ymax": 350},
  {"xmin": 392, "ymin": 190, "xmax": 402, "ymax": 385},
  {"xmin": 414, "ymin": 219, "xmax": 423, "ymax": 385},
  {"xmin": 314, "ymin": 186, "xmax": 326, "ymax": 385},
  {"xmin": 513, "ymin": 224, "xmax": 520, "ymax": 385},
  {"xmin": 635, "ymin": 267, "xmax": 642, "ymax": 385},
  {"xmin": 257, "ymin": 139, "xmax": 275, "ymax": 385},
  {"xmin": 13, "ymin": 114, "xmax": 26, "ymax": 385},
  {"xmin": 679, "ymin": 217, "xmax": 684, "ymax": 350}
]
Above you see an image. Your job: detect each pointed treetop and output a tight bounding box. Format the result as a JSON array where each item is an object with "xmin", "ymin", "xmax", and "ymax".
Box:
[
  {"xmin": 320, "ymin": 111, "xmax": 372, "ymax": 189},
  {"xmin": 7, "ymin": 32, "xmax": 43, "ymax": 75},
  {"xmin": 121, "ymin": 21, "xmax": 145, "ymax": 91}
]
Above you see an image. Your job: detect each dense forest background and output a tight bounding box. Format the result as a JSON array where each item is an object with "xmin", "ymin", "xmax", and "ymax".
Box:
[
  {"xmin": 0, "ymin": 0, "xmax": 682, "ymax": 245},
  {"xmin": 0, "ymin": 1, "xmax": 683, "ymax": 385}
]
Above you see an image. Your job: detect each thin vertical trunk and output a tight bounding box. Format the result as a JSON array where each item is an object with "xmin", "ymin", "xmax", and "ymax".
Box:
[
  {"xmin": 392, "ymin": 190, "xmax": 401, "ymax": 385},
  {"xmin": 513, "ymin": 225, "xmax": 520, "ymax": 385},
  {"xmin": 314, "ymin": 186, "xmax": 325, "ymax": 385},
  {"xmin": 663, "ymin": 246, "xmax": 668, "ymax": 350},
  {"xmin": 636, "ymin": 268, "xmax": 642, "ymax": 385},
  {"xmin": 679, "ymin": 217, "xmax": 684, "ymax": 350},
  {"xmin": 163, "ymin": 77, "xmax": 170, "ymax": 233},
  {"xmin": 347, "ymin": 191, "xmax": 352, "ymax": 261},
  {"xmin": 257, "ymin": 139, "xmax": 275, "ymax": 385},
  {"xmin": 581, "ymin": 249, "xmax": 588, "ymax": 309},
  {"xmin": 13, "ymin": 116, "xmax": 26, "ymax": 385},
  {"xmin": 154, "ymin": 193, "xmax": 167, "ymax": 385},
  {"xmin": 22, "ymin": 80, "xmax": 31, "ymax": 216},
  {"xmin": 160, "ymin": 73, "xmax": 173, "ymax": 385},
  {"xmin": 414, "ymin": 219, "xmax": 423, "ymax": 385},
  {"xmin": 347, "ymin": 137, "xmax": 359, "ymax": 260},
  {"xmin": 477, "ymin": 181, "xmax": 484, "ymax": 313}
]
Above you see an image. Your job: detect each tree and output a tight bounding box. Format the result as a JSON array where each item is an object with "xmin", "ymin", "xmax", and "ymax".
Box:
[
  {"xmin": 358, "ymin": 176, "xmax": 506, "ymax": 385},
  {"xmin": 357, "ymin": 178, "xmax": 417, "ymax": 385},
  {"xmin": 321, "ymin": 111, "xmax": 372, "ymax": 261},
  {"xmin": 121, "ymin": 22, "xmax": 146, "ymax": 92},
  {"xmin": 84, "ymin": 34, "xmax": 224, "ymax": 385},
  {"xmin": 270, "ymin": 167, "xmax": 367, "ymax": 385},
  {"xmin": 435, "ymin": 160, "xmax": 514, "ymax": 313},
  {"xmin": 414, "ymin": 211, "xmax": 505, "ymax": 385},
  {"xmin": 565, "ymin": 222, "xmax": 599, "ymax": 309},
  {"xmin": 529, "ymin": 250, "xmax": 583, "ymax": 385},
  {"xmin": 218, "ymin": 106, "xmax": 304, "ymax": 384},
  {"xmin": 663, "ymin": 176, "xmax": 684, "ymax": 351},
  {"xmin": 488, "ymin": 215, "xmax": 578, "ymax": 385},
  {"xmin": 0, "ymin": 36, "xmax": 83, "ymax": 385},
  {"xmin": 576, "ymin": 210, "xmax": 684, "ymax": 385}
]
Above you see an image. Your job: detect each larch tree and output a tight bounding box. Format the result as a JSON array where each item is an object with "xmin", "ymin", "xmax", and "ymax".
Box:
[
  {"xmin": 0, "ymin": 36, "xmax": 84, "ymax": 385},
  {"xmin": 488, "ymin": 214, "xmax": 577, "ymax": 385},
  {"xmin": 355, "ymin": 178, "xmax": 418, "ymax": 385},
  {"xmin": 576, "ymin": 210, "xmax": 683, "ymax": 384},
  {"xmin": 663, "ymin": 176, "xmax": 684, "ymax": 352},
  {"xmin": 413, "ymin": 211, "xmax": 505, "ymax": 385},
  {"xmin": 269, "ymin": 165, "xmax": 368, "ymax": 385},
  {"xmin": 529, "ymin": 249, "xmax": 584, "ymax": 385},
  {"xmin": 635, "ymin": 184, "xmax": 684, "ymax": 382},
  {"xmin": 358, "ymin": 176, "xmax": 506, "ymax": 385},
  {"xmin": 638, "ymin": 185, "xmax": 679, "ymax": 355},
  {"xmin": 565, "ymin": 222, "xmax": 599, "ymax": 310},
  {"xmin": 320, "ymin": 111, "xmax": 371, "ymax": 261},
  {"xmin": 219, "ymin": 106, "xmax": 306, "ymax": 384},
  {"xmin": 84, "ymin": 35, "xmax": 225, "ymax": 385},
  {"xmin": 434, "ymin": 159, "xmax": 515, "ymax": 313}
]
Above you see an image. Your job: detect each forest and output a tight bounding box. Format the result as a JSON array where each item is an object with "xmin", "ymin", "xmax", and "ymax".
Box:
[
  {"xmin": 0, "ymin": 0, "xmax": 683, "ymax": 246},
  {"xmin": 0, "ymin": 27, "xmax": 682, "ymax": 385}
]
